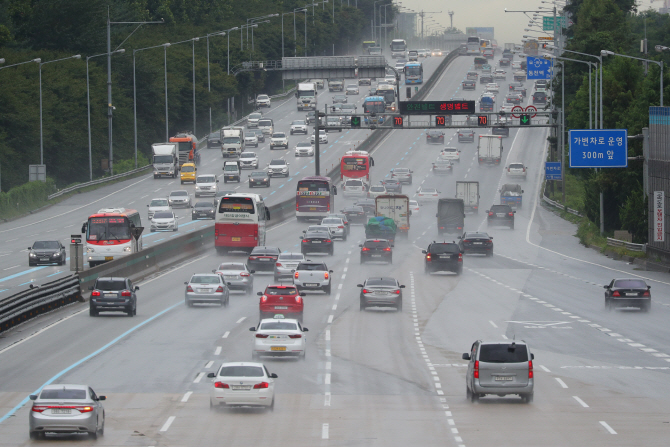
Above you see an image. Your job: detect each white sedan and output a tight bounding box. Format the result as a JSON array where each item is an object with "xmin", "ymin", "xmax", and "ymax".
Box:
[
  {"xmin": 244, "ymin": 134, "xmax": 258, "ymax": 147},
  {"xmin": 311, "ymin": 129, "xmax": 328, "ymax": 144},
  {"xmin": 409, "ymin": 200, "xmax": 420, "ymax": 215},
  {"xmin": 294, "ymin": 141, "xmax": 314, "ymax": 157},
  {"xmin": 150, "ymin": 211, "xmax": 178, "ymax": 232},
  {"xmin": 485, "ymin": 83, "xmax": 500, "ymax": 93},
  {"xmin": 439, "ymin": 147, "xmax": 460, "ymax": 163},
  {"xmin": 416, "ymin": 186, "xmax": 440, "ymax": 204},
  {"xmin": 494, "ymin": 70, "xmax": 507, "ymax": 79},
  {"xmin": 208, "ymin": 362, "xmax": 277, "ymax": 410},
  {"xmin": 251, "ymin": 316, "xmax": 308, "ymax": 359}
]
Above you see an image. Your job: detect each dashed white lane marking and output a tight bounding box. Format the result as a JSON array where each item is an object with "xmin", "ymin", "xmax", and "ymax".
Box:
[
  {"xmin": 325, "ymin": 329, "xmax": 331, "ymax": 341},
  {"xmin": 159, "ymin": 416, "xmax": 176, "ymax": 432},
  {"xmin": 222, "ymin": 331, "xmax": 230, "ymax": 338},
  {"xmin": 214, "ymin": 346, "xmax": 222, "ymax": 355},
  {"xmin": 181, "ymin": 391, "xmax": 192, "ymax": 402},
  {"xmin": 205, "ymin": 361, "xmax": 214, "ymax": 368},
  {"xmin": 599, "ymin": 421, "xmax": 617, "ymax": 434},
  {"xmin": 539, "ymin": 365, "xmax": 551, "ymax": 373},
  {"xmin": 573, "ymin": 396, "xmax": 589, "ymax": 408},
  {"xmin": 501, "ymin": 334, "xmax": 508, "ymax": 340},
  {"xmin": 193, "ymin": 372, "xmax": 205, "ymax": 383},
  {"xmin": 325, "ymin": 373, "xmax": 331, "ymax": 385},
  {"xmin": 236, "ymin": 317, "xmax": 246, "ymax": 324},
  {"xmin": 489, "ymin": 320, "xmax": 498, "ymax": 328},
  {"xmin": 322, "ymin": 423, "xmax": 329, "ymax": 439},
  {"xmin": 555, "ymin": 378, "xmax": 568, "ymax": 388},
  {"xmin": 327, "ymin": 314, "xmax": 334, "ymax": 323},
  {"xmin": 324, "ymin": 392, "xmax": 331, "ymax": 406}
]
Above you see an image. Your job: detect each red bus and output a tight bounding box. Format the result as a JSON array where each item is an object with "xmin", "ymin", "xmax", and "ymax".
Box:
[
  {"xmin": 82, "ymin": 208, "xmax": 142, "ymax": 268},
  {"xmin": 340, "ymin": 150, "xmax": 373, "ymax": 182},
  {"xmin": 296, "ymin": 176, "xmax": 335, "ymax": 221},
  {"xmin": 215, "ymin": 193, "xmax": 270, "ymax": 254}
]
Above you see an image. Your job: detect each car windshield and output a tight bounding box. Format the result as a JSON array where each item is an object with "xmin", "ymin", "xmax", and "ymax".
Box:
[
  {"xmin": 272, "ymin": 133, "xmax": 286, "ymax": 138},
  {"xmin": 260, "ymin": 322, "xmax": 298, "ymax": 330},
  {"xmin": 95, "ymin": 279, "xmax": 126, "ymax": 290},
  {"xmin": 410, "ymin": 201, "xmax": 418, "ymax": 207},
  {"xmin": 345, "ymin": 207, "xmax": 364, "ymax": 212},
  {"xmin": 266, "ymin": 287, "xmax": 297, "ymax": 295},
  {"xmin": 509, "ymin": 163, "xmax": 524, "ymax": 169},
  {"xmin": 190, "ymin": 275, "xmax": 221, "ymax": 284},
  {"xmin": 209, "ymin": 132, "xmax": 219, "ymax": 139},
  {"xmin": 218, "ymin": 263, "xmax": 246, "ymax": 271},
  {"xmin": 346, "ymin": 180, "xmax": 363, "ymax": 186},
  {"xmin": 366, "ymin": 278, "xmax": 397, "ymax": 287},
  {"xmin": 171, "ymin": 191, "xmax": 188, "ymax": 197},
  {"xmin": 251, "ymin": 172, "xmax": 267, "ymax": 177},
  {"xmin": 249, "ymin": 113, "xmax": 262, "ymax": 119},
  {"xmin": 479, "ymin": 344, "xmax": 529, "ymax": 363},
  {"xmin": 613, "ymin": 279, "xmax": 647, "ymax": 288},
  {"xmin": 257, "ymin": 95, "xmax": 269, "ymax": 100},
  {"xmin": 150, "ymin": 199, "xmax": 168, "ymax": 207},
  {"xmin": 197, "ymin": 176, "xmax": 215, "ymax": 183},
  {"xmin": 241, "ymin": 152, "xmax": 256, "ymax": 158},
  {"xmin": 259, "ymin": 120, "xmax": 272, "ymax": 126},
  {"xmin": 279, "ymin": 254, "xmax": 304, "ymax": 261},
  {"xmin": 429, "ymin": 244, "xmax": 459, "ymax": 254},
  {"xmin": 32, "ymin": 241, "xmax": 60, "ymax": 249},
  {"xmin": 40, "ymin": 389, "xmax": 86, "ymax": 400},
  {"xmin": 219, "ymin": 366, "xmax": 264, "ymax": 377},
  {"xmin": 297, "ymin": 143, "xmax": 311, "ymax": 148},
  {"xmin": 370, "ymin": 186, "xmax": 385, "ymax": 192},
  {"xmin": 181, "ymin": 166, "xmax": 195, "ymax": 172},
  {"xmin": 364, "ymin": 240, "xmax": 389, "ymax": 248},
  {"xmin": 298, "ymin": 263, "xmax": 327, "ymax": 271},
  {"xmin": 153, "ymin": 212, "xmax": 174, "ymax": 219},
  {"xmin": 466, "ymin": 233, "xmax": 489, "ymax": 238},
  {"xmin": 292, "ymin": 120, "xmax": 305, "ymax": 125},
  {"xmin": 490, "ymin": 205, "xmax": 511, "ymax": 213},
  {"xmin": 421, "ymin": 188, "xmax": 437, "ymax": 193},
  {"xmin": 194, "ymin": 202, "xmax": 212, "ymax": 209},
  {"xmin": 269, "ymin": 160, "xmax": 285, "ymax": 166},
  {"xmin": 322, "ymin": 218, "xmax": 341, "ymax": 225}
]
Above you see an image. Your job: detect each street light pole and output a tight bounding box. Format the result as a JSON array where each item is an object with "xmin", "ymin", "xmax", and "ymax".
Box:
[
  {"xmin": 0, "ymin": 57, "xmax": 41, "ymax": 72},
  {"xmin": 192, "ymin": 37, "xmax": 199, "ymax": 138},
  {"xmin": 39, "ymin": 54, "xmax": 81, "ymax": 167}
]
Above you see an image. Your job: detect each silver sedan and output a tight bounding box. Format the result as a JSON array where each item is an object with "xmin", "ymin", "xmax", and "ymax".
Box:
[
  {"xmin": 274, "ymin": 252, "xmax": 306, "ymax": 281},
  {"xmin": 213, "ymin": 262, "xmax": 255, "ymax": 294},
  {"xmin": 185, "ymin": 273, "xmax": 230, "ymax": 307},
  {"xmin": 29, "ymin": 384, "xmax": 106, "ymax": 439},
  {"xmin": 320, "ymin": 217, "xmax": 347, "ymax": 240}
]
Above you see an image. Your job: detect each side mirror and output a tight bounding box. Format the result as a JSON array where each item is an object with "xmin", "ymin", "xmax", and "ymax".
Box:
[
  {"xmin": 250, "ymin": 270, "xmax": 256, "ymax": 274},
  {"xmin": 212, "ymin": 270, "xmax": 216, "ymax": 273},
  {"xmin": 217, "ymin": 180, "xmax": 220, "ymax": 182},
  {"xmin": 146, "ymin": 204, "xmax": 149, "ymax": 207},
  {"xmin": 421, "ymin": 250, "xmax": 427, "ymax": 254},
  {"xmin": 356, "ymin": 284, "xmax": 363, "ymax": 288},
  {"xmin": 98, "ymin": 396, "xmax": 106, "ymax": 401},
  {"xmin": 513, "ymin": 210, "xmax": 516, "ymax": 213},
  {"xmin": 270, "ymin": 373, "xmax": 278, "ymax": 379},
  {"xmin": 400, "ymin": 285, "xmax": 406, "ymax": 288},
  {"xmin": 300, "ymin": 292, "xmax": 307, "ymax": 296},
  {"xmin": 207, "ymin": 372, "xmax": 216, "ymax": 378},
  {"xmin": 257, "ymin": 292, "xmax": 263, "ymax": 296},
  {"xmin": 603, "ymin": 285, "xmax": 608, "ymax": 289},
  {"xmin": 227, "ymin": 282, "xmax": 232, "ymax": 286},
  {"xmin": 88, "ymin": 286, "xmax": 94, "ymax": 290},
  {"xmin": 485, "ymin": 210, "xmax": 490, "ymax": 213},
  {"xmin": 329, "ymin": 270, "xmax": 333, "ymax": 273},
  {"xmin": 303, "ymin": 327, "xmax": 309, "ymax": 332},
  {"xmin": 184, "ymin": 282, "xmax": 188, "ymax": 285},
  {"xmin": 249, "ymin": 327, "xmax": 256, "ymax": 331},
  {"xmin": 135, "ymin": 286, "xmax": 140, "ymax": 291},
  {"xmin": 531, "ymin": 353, "xmax": 535, "ymax": 360},
  {"xmin": 30, "ymin": 395, "xmax": 38, "ymax": 400},
  {"xmin": 462, "ymin": 353, "xmax": 471, "ymax": 360},
  {"xmin": 521, "ymin": 190, "xmax": 524, "ymax": 193}
]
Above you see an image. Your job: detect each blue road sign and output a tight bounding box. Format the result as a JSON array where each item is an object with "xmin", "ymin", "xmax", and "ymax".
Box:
[
  {"xmin": 545, "ymin": 162, "xmax": 562, "ymax": 180},
  {"xmin": 526, "ymin": 57, "xmax": 553, "ymax": 80},
  {"xmin": 569, "ymin": 129, "xmax": 628, "ymax": 168}
]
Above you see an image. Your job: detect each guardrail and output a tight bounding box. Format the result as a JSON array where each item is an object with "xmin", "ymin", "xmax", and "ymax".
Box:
[
  {"xmin": 247, "ymin": 86, "xmax": 297, "ymax": 105},
  {"xmin": 606, "ymin": 237, "xmax": 646, "ymax": 253},
  {"xmin": 542, "ymin": 195, "xmax": 583, "ymax": 217},
  {"xmin": 0, "ymin": 274, "xmax": 81, "ymax": 334},
  {"xmin": 47, "ymin": 165, "xmax": 153, "ymax": 200}
]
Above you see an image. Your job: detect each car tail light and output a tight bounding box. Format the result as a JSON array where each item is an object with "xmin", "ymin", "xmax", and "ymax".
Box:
[
  {"xmin": 528, "ymin": 360, "xmax": 534, "ymax": 379},
  {"xmin": 240, "ymin": 272, "xmax": 250, "ymax": 277},
  {"xmin": 31, "ymin": 406, "xmax": 47, "ymax": 413},
  {"xmin": 612, "ymin": 291, "xmax": 620, "ymax": 297},
  {"xmin": 256, "ymin": 334, "xmax": 269, "ymax": 338},
  {"xmin": 295, "ymin": 296, "xmax": 302, "ymax": 304},
  {"xmin": 338, "ymin": 225, "xmax": 344, "ymax": 229},
  {"xmin": 474, "ymin": 360, "xmax": 479, "ymax": 379},
  {"xmin": 523, "ymin": 167, "xmax": 526, "ymax": 172},
  {"xmin": 362, "ymin": 289, "xmax": 369, "ymax": 294},
  {"xmin": 361, "ymin": 247, "xmax": 370, "ymax": 251},
  {"xmin": 325, "ymin": 239, "xmax": 332, "ymax": 243},
  {"xmin": 395, "ymin": 289, "xmax": 401, "ymax": 294},
  {"xmin": 426, "ymin": 254, "xmax": 431, "ymax": 261},
  {"xmin": 643, "ymin": 290, "xmax": 650, "ymax": 297},
  {"xmin": 458, "ymin": 253, "xmax": 463, "ymax": 263},
  {"xmin": 383, "ymin": 247, "xmax": 391, "ymax": 251},
  {"xmin": 216, "ymin": 286, "xmax": 224, "ymax": 293},
  {"xmin": 288, "ymin": 334, "xmax": 302, "ymax": 339},
  {"xmin": 214, "ymin": 382, "xmax": 230, "ymax": 389},
  {"xmin": 186, "ymin": 285, "xmax": 194, "ymax": 292},
  {"xmin": 249, "ymin": 256, "xmax": 258, "ymax": 260},
  {"xmin": 77, "ymin": 406, "xmax": 94, "ymax": 413},
  {"xmin": 324, "ymin": 272, "xmax": 329, "ymax": 280},
  {"xmin": 121, "ymin": 290, "xmax": 131, "ymax": 297},
  {"xmin": 508, "ymin": 212, "xmax": 514, "ymax": 217},
  {"xmin": 296, "ymin": 203, "xmax": 299, "ymax": 211},
  {"xmin": 253, "ymin": 382, "xmax": 269, "ymax": 389},
  {"xmin": 276, "ymin": 262, "xmax": 282, "ymax": 267},
  {"xmin": 507, "ymin": 167, "xmax": 510, "ymax": 172},
  {"xmin": 302, "ymin": 239, "xmax": 308, "ymax": 243},
  {"xmin": 294, "ymin": 272, "xmax": 299, "ymax": 279},
  {"xmin": 91, "ymin": 290, "xmax": 101, "ymax": 296},
  {"xmin": 261, "ymin": 295, "xmax": 268, "ymax": 302},
  {"xmin": 463, "ymin": 240, "xmax": 470, "ymax": 243}
]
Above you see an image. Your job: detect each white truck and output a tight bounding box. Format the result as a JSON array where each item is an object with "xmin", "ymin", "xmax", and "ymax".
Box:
[
  {"xmin": 151, "ymin": 142, "xmax": 179, "ymax": 178},
  {"xmin": 220, "ymin": 127, "xmax": 245, "ymax": 158},
  {"xmin": 296, "ymin": 82, "xmax": 318, "ymax": 111},
  {"xmin": 375, "ymin": 194, "xmax": 411, "ymax": 239},
  {"xmin": 477, "ymin": 135, "xmax": 504, "ymax": 166},
  {"xmin": 328, "ymin": 78, "xmax": 344, "ymax": 92},
  {"xmin": 456, "ymin": 181, "xmax": 481, "ymax": 214}
]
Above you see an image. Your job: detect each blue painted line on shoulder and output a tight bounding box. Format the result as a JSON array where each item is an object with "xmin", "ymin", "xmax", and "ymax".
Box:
[
  {"xmin": 18, "ymin": 281, "xmax": 33, "ymax": 286},
  {"xmin": 0, "ymin": 299, "xmax": 183, "ymax": 424},
  {"xmin": 46, "ymin": 272, "xmax": 64, "ymax": 278},
  {"xmin": 0, "ymin": 266, "xmax": 47, "ymax": 284},
  {"xmin": 153, "ymin": 238, "xmax": 165, "ymax": 243},
  {"xmin": 279, "ymin": 184, "xmax": 285, "ymax": 188}
]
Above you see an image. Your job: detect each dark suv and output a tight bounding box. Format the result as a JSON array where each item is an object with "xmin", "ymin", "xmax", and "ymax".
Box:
[
  {"xmin": 247, "ymin": 246, "xmax": 282, "ymax": 272},
  {"xmin": 360, "ymin": 239, "xmax": 393, "ymax": 264},
  {"xmin": 422, "ymin": 242, "xmax": 463, "ymax": 275},
  {"xmin": 89, "ymin": 277, "xmax": 139, "ymax": 317},
  {"xmin": 487, "ymin": 205, "xmax": 515, "ymax": 229}
]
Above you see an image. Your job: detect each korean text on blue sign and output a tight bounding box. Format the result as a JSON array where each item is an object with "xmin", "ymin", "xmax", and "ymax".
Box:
[
  {"xmin": 568, "ymin": 129, "xmax": 628, "ymax": 168},
  {"xmin": 526, "ymin": 57, "xmax": 553, "ymax": 80},
  {"xmin": 545, "ymin": 162, "xmax": 562, "ymax": 180}
]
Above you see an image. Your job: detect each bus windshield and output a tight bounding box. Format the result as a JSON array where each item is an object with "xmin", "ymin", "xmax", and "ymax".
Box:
[
  {"xmin": 342, "ymin": 157, "xmax": 368, "ymax": 172},
  {"xmin": 467, "ymin": 37, "xmax": 480, "ymax": 44},
  {"xmin": 364, "ymin": 100, "xmax": 385, "ymax": 114},
  {"xmin": 87, "ymin": 217, "xmax": 131, "ymax": 241},
  {"xmin": 405, "ymin": 66, "xmax": 422, "ymax": 76},
  {"xmin": 391, "ymin": 40, "xmax": 406, "ymax": 51},
  {"xmin": 298, "ymin": 180, "xmax": 330, "ymax": 193},
  {"xmin": 218, "ymin": 196, "xmax": 255, "ymax": 214}
]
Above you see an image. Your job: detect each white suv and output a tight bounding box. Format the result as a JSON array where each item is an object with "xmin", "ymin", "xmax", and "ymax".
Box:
[
  {"xmin": 439, "ymin": 147, "xmax": 460, "ymax": 163},
  {"xmin": 195, "ymin": 174, "xmax": 218, "ymax": 197},
  {"xmin": 342, "ymin": 179, "xmax": 367, "ymax": 198},
  {"xmin": 256, "ymin": 94, "xmax": 271, "ymax": 108},
  {"xmin": 506, "ymin": 162, "xmax": 528, "ymax": 179},
  {"xmin": 270, "ymin": 132, "xmax": 289, "ymax": 149},
  {"xmin": 239, "ymin": 151, "xmax": 259, "ymax": 169},
  {"xmin": 290, "ymin": 120, "xmax": 308, "ymax": 135},
  {"xmin": 267, "ymin": 159, "xmax": 290, "ymax": 177}
]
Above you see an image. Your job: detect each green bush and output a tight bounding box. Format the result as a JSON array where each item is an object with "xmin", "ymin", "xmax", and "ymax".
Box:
[
  {"xmin": 0, "ymin": 178, "xmax": 57, "ymax": 221},
  {"xmin": 112, "ymin": 153, "xmax": 150, "ymax": 176}
]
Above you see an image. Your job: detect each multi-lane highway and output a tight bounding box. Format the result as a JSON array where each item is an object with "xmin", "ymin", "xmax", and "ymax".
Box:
[{"xmin": 1, "ymin": 49, "xmax": 670, "ymax": 447}]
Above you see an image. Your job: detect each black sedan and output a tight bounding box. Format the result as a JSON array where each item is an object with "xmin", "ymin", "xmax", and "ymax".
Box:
[
  {"xmin": 301, "ymin": 230, "xmax": 333, "ymax": 255},
  {"xmin": 247, "ymin": 246, "xmax": 281, "ymax": 272},
  {"xmin": 479, "ymin": 75, "xmax": 493, "ymax": 84},
  {"xmin": 426, "ymin": 130, "xmax": 445, "ymax": 144},
  {"xmin": 360, "ymin": 239, "xmax": 393, "ymax": 264},
  {"xmin": 28, "ymin": 240, "xmax": 66, "ymax": 266},
  {"xmin": 207, "ymin": 132, "xmax": 221, "ymax": 149},
  {"xmin": 191, "ymin": 201, "xmax": 216, "ymax": 220},
  {"xmin": 505, "ymin": 94, "xmax": 522, "ymax": 105},
  {"xmin": 459, "ymin": 232, "xmax": 493, "ymax": 256},
  {"xmin": 249, "ymin": 129, "xmax": 265, "ymax": 143},
  {"xmin": 423, "ymin": 242, "xmax": 462, "ymax": 275},
  {"xmin": 492, "ymin": 124, "xmax": 510, "ymax": 138},
  {"xmin": 249, "ymin": 171, "xmax": 270, "ymax": 188},
  {"xmin": 458, "ymin": 130, "xmax": 475, "ymax": 143},
  {"xmin": 462, "ymin": 80, "xmax": 476, "ymax": 90},
  {"xmin": 354, "ymin": 199, "xmax": 376, "ymax": 216},
  {"xmin": 341, "ymin": 206, "xmax": 367, "ymax": 224},
  {"xmin": 604, "ymin": 279, "xmax": 651, "ymax": 311},
  {"xmin": 381, "ymin": 179, "xmax": 402, "ymax": 193}
]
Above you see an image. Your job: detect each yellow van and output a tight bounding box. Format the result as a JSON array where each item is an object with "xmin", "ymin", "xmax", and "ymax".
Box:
[{"xmin": 180, "ymin": 163, "xmax": 197, "ymax": 184}]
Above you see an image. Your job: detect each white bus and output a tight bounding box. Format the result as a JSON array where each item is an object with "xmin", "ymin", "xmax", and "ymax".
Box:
[
  {"xmin": 467, "ymin": 36, "xmax": 481, "ymax": 55},
  {"xmin": 82, "ymin": 208, "xmax": 142, "ymax": 268},
  {"xmin": 215, "ymin": 193, "xmax": 270, "ymax": 254},
  {"xmin": 390, "ymin": 39, "xmax": 407, "ymax": 59}
]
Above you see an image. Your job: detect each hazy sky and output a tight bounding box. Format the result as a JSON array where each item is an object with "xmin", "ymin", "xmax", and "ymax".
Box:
[{"xmin": 397, "ymin": 0, "xmax": 659, "ymax": 45}]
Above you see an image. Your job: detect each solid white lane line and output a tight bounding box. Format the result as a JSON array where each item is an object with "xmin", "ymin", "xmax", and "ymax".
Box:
[
  {"xmin": 325, "ymin": 373, "xmax": 331, "ymax": 384},
  {"xmin": 193, "ymin": 372, "xmax": 205, "ymax": 383},
  {"xmin": 181, "ymin": 391, "xmax": 192, "ymax": 402},
  {"xmin": 322, "ymin": 423, "xmax": 329, "ymax": 439},
  {"xmin": 159, "ymin": 416, "xmax": 176, "ymax": 432},
  {"xmin": 489, "ymin": 320, "xmax": 498, "ymax": 328},
  {"xmin": 573, "ymin": 396, "xmax": 589, "ymax": 408},
  {"xmin": 555, "ymin": 378, "xmax": 568, "ymax": 388},
  {"xmin": 222, "ymin": 331, "xmax": 230, "ymax": 338},
  {"xmin": 599, "ymin": 421, "xmax": 617, "ymax": 434},
  {"xmin": 214, "ymin": 346, "xmax": 222, "ymax": 355},
  {"xmin": 236, "ymin": 317, "xmax": 246, "ymax": 323},
  {"xmin": 205, "ymin": 361, "xmax": 214, "ymax": 368}
]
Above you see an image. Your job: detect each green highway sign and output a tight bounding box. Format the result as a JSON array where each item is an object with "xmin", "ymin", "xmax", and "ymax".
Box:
[
  {"xmin": 543, "ymin": 16, "xmax": 566, "ymax": 31},
  {"xmin": 520, "ymin": 114, "xmax": 531, "ymax": 126}
]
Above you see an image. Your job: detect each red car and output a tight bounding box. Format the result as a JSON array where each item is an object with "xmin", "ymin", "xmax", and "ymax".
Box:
[{"xmin": 258, "ymin": 285, "xmax": 305, "ymax": 321}]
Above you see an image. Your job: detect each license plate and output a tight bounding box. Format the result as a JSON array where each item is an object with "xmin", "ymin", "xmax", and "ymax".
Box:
[
  {"xmin": 105, "ymin": 256, "xmax": 113, "ymax": 261},
  {"xmin": 311, "ymin": 241, "xmax": 321, "ymax": 244},
  {"xmin": 497, "ymin": 213, "xmax": 506, "ymax": 217},
  {"xmin": 274, "ymin": 306, "xmax": 288, "ymax": 310},
  {"xmin": 231, "ymin": 237, "xmax": 241, "ymax": 242},
  {"xmin": 494, "ymin": 376, "xmax": 514, "ymax": 381},
  {"xmin": 258, "ymin": 258, "xmax": 270, "ymax": 261},
  {"xmin": 231, "ymin": 385, "xmax": 251, "ymax": 390},
  {"xmin": 474, "ymin": 242, "xmax": 483, "ymax": 245},
  {"xmin": 271, "ymin": 346, "xmax": 287, "ymax": 351},
  {"xmin": 199, "ymin": 289, "xmax": 212, "ymax": 293},
  {"xmin": 305, "ymin": 283, "xmax": 319, "ymax": 287},
  {"xmin": 105, "ymin": 293, "xmax": 116, "ymax": 298},
  {"xmin": 40, "ymin": 258, "xmax": 49, "ymax": 261},
  {"xmin": 626, "ymin": 292, "xmax": 639, "ymax": 297},
  {"xmin": 51, "ymin": 409, "xmax": 71, "ymax": 414},
  {"xmin": 309, "ymin": 207, "xmax": 316, "ymax": 211},
  {"xmin": 224, "ymin": 276, "xmax": 237, "ymax": 281}
]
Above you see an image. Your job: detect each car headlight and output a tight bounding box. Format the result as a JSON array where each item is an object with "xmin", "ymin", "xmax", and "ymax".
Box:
[
  {"xmin": 87, "ymin": 247, "xmax": 95, "ymax": 253},
  {"xmin": 124, "ymin": 247, "xmax": 131, "ymax": 252},
  {"xmin": 51, "ymin": 253, "xmax": 60, "ymax": 257},
  {"xmin": 29, "ymin": 252, "xmax": 37, "ymax": 257}
]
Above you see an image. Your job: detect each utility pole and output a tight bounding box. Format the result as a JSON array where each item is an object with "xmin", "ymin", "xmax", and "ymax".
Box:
[
  {"xmin": 448, "ymin": 11, "xmax": 454, "ymax": 29},
  {"xmin": 417, "ymin": 10, "xmax": 441, "ymax": 42}
]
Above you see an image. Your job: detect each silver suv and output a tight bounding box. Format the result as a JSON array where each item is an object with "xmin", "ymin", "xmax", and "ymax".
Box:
[
  {"xmin": 292, "ymin": 261, "xmax": 333, "ymax": 294},
  {"xmin": 462, "ymin": 340, "xmax": 534, "ymax": 403}
]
